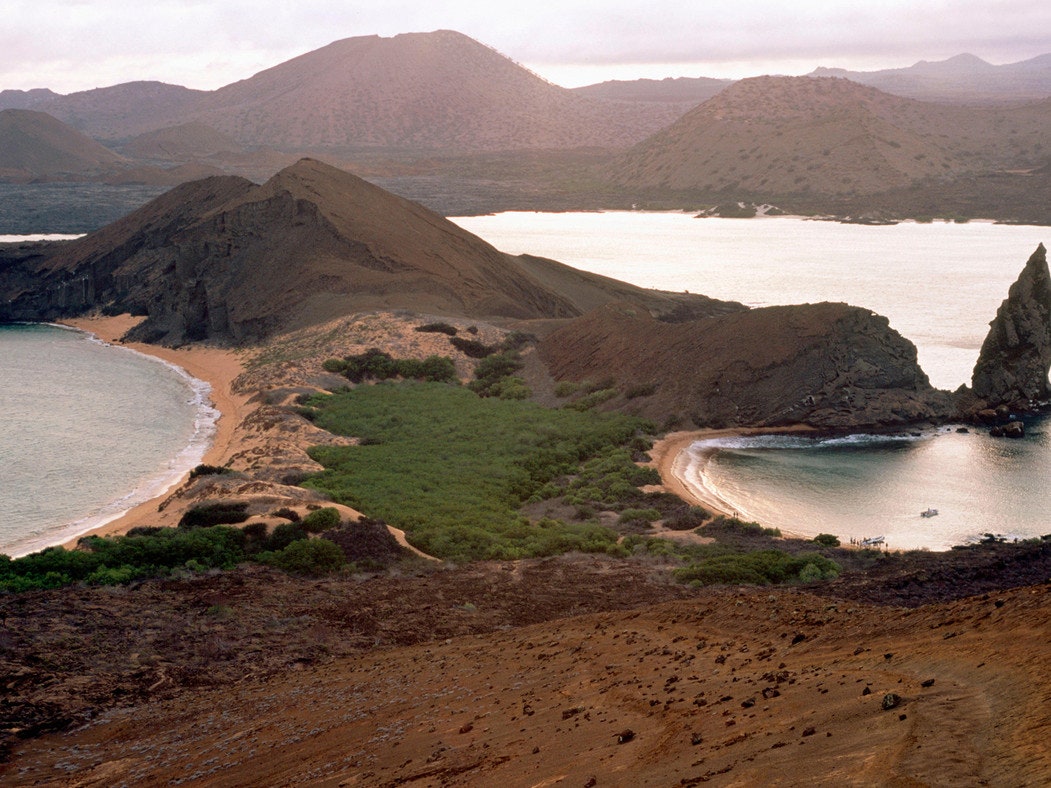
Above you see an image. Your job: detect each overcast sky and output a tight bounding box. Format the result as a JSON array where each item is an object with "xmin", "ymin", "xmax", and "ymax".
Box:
[{"xmin": 5, "ymin": 1, "xmax": 1051, "ymax": 94}]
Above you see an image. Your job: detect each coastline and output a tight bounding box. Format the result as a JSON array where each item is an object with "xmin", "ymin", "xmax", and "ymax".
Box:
[
  {"xmin": 650, "ymin": 426, "xmax": 818, "ymax": 541},
  {"xmin": 56, "ymin": 315, "xmax": 252, "ymax": 545}
]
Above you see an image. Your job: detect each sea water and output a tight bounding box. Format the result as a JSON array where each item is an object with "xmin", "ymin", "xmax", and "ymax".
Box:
[
  {"xmin": 452, "ymin": 212, "xmax": 1050, "ymax": 548},
  {"xmin": 0, "ymin": 323, "xmax": 217, "ymax": 557}
]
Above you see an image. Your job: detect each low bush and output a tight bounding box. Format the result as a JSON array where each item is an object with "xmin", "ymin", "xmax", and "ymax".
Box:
[
  {"xmin": 415, "ymin": 322, "xmax": 459, "ymax": 336},
  {"xmin": 449, "ymin": 336, "xmax": 495, "ymax": 358},
  {"xmin": 258, "ymin": 538, "xmax": 347, "ymax": 577},
  {"xmin": 813, "ymin": 533, "xmax": 841, "ymax": 548},
  {"xmin": 300, "ymin": 506, "xmax": 341, "ymax": 533},
  {"xmin": 178, "ymin": 502, "xmax": 250, "ymax": 529},
  {"xmin": 189, "ymin": 464, "xmax": 232, "ymax": 479}
]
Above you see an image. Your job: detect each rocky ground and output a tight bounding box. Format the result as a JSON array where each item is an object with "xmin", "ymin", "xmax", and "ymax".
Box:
[{"xmin": 3, "ymin": 544, "xmax": 1051, "ymax": 786}]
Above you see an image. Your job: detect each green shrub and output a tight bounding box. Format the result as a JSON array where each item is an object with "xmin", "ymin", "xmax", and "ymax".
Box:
[
  {"xmin": 300, "ymin": 507, "xmax": 341, "ymax": 533},
  {"xmin": 450, "ymin": 336, "xmax": 495, "ymax": 358},
  {"xmin": 266, "ymin": 522, "xmax": 308, "ymax": 551},
  {"xmin": 415, "ymin": 322, "xmax": 458, "ymax": 336},
  {"xmin": 554, "ymin": 381, "xmax": 581, "ymax": 398},
  {"xmin": 189, "ymin": 464, "xmax": 232, "ymax": 479},
  {"xmin": 663, "ymin": 506, "xmax": 711, "ymax": 530},
  {"xmin": 271, "ymin": 507, "xmax": 301, "ymax": 522},
  {"xmin": 673, "ymin": 550, "xmax": 840, "ymax": 587},
  {"xmin": 618, "ymin": 508, "xmax": 662, "ymax": 525},
  {"xmin": 178, "ymin": 502, "xmax": 250, "ymax": 529},
  {"xmin": 259, "ymin": 538, "xmax": 347, "ymax": 576},
  {"xmin": 813, "ymin": 533, "xmax": 841, "ymax": 548}
]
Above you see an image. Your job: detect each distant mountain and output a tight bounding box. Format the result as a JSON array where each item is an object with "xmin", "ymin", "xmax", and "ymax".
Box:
[
  {"xmin": 810, "ymin": 53, "xmax": 1051, "ymax": 103},
  {"xmin": 39, "ymin": 81, "xmax": 207, "ymax": 139},
  {"xmin": 181, "ymin": 30, "xmax": 685, "ymax": 152},
  {"xmin": 1, "ymin": 158, "xmax": 736, "ymax": 342},
  {"xmin": 571, "ymin": 76, "xmax": 732, "ymax": 106},
  {"xmin": 119, "ymin": 122, "xmax": 243, "ymax": 162},
  {"xmin": 0, "ymin": 88, "xmax": 60, "ymax": 111},
  {"xmin": 0, "ymin": 109, "xmax": 127, "ymax": 181},
  {"xmin": 605, "ymin": 76, "xmax": 1051, "ymax": 198}
]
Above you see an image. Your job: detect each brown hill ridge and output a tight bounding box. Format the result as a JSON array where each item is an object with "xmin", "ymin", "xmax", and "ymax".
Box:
[
  {"xmin": 540, "ymin": 300, "xmax": 951, "ymax": 429},
  {"xmin": 607, "ymin": 76, "xmax": 1051, "ymax": 198},
  {"xmin": 0, "ymin": 158, "xmax": 736, "ymax": 343},
  {"xmin": 186, "ymin": 30, "xmax": 684, "ymax": 152}
]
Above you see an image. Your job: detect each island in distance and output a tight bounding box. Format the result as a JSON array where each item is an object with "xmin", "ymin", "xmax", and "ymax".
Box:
[{"xmin": 2, "ymin": 29, "xmax": 1050, "ymax": 224}]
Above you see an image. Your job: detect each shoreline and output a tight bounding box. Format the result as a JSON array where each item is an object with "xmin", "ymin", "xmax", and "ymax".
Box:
[
  {"xmin": 650, "ymin": 426, "xmax": 819, "ymax": 542},
  {"xmin": 56, "ymin": 315, "xmax": 252, "ymax": 546}
]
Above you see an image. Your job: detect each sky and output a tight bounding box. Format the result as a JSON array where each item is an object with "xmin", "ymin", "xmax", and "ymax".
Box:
[{"xmin": 4, "ymin": 1, "xmax": 1051, "ymax": 94}]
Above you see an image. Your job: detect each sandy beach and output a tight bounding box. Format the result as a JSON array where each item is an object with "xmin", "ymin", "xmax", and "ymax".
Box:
[
  {"xmin": 57, "ymin": 315, "xmax": 253, "ymax": 543},
  {"xmin": 650, "ymin": 425, "xmax": 818, "ymax": 539}
]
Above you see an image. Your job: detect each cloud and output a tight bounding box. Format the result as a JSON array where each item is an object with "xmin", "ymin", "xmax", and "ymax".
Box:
[{"xmin": 2, "ymin": 0, "xmax": 1049, "ymax": 93}]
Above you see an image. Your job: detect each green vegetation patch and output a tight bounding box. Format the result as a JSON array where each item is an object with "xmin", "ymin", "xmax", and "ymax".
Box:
[
  {"xmin": 622, "ymin": 533, "xmax": 840, "ymax": 587},
  {"xmin": 304, "ymin": 382, "xmax": 652, "ymax": 562}
]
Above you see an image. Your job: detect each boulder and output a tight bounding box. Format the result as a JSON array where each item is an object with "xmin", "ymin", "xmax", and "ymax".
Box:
[{"xmin": 1003, "ymin": 421, "xmax": 1026, "ymax": 439}]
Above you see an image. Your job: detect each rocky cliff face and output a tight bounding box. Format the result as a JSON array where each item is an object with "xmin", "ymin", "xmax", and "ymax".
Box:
[
  {"xmin": 540, "ymin": 301, "xmax": 951, "ymax": 429},
  {"xmin": 971, "ymin": 244, "xmax": 1051, "ymax": 409}
]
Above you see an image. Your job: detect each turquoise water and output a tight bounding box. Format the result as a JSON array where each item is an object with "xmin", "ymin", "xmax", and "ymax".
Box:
[
  {"xmin": 453, "ymin": 212, "xmax": 1050, "ymax": 548},
  {"xmin": 0, "ymin": 323, "xmax": 217, "ymax": 557}
]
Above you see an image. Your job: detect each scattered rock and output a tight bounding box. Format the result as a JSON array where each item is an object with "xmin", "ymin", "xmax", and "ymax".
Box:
[
  {"xmin": 920, "ymin": 679, "xmax": 936, "ymax": 688},
  {"xmin": 882, "ymin": 693, "xmax": 902, "ymax": 711},
  {"xmin": 617, "ymin": 729, "xmax": 636, "ymax": 744}
]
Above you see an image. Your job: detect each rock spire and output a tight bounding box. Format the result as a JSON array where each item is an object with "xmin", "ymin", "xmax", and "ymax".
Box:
[{"xmin": 971, "ymin": 243, "xmax": 1051, "ymax": 408}]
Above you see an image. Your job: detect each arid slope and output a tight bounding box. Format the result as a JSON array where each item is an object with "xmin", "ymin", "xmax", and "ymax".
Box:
[{"xmin": 607, "ymin": 76, "xmax": 1051, "ymax": 198}]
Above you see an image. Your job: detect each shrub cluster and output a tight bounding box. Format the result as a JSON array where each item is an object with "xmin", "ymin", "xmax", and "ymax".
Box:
[
  {"xmin": 178, "ymin": 502, "xmax": 250, "ymax": 529},
  {"xmin": 323, "ymin": 349, "xmax": 456, "ymax": 384},
  {"xmin": 414, "ymin": 322, "xmax": 459, "ymax": 336},
  {"xmin": 304, "ymin": 382, "xmax": 653, "ymax": 562},
  {"xmin": 0, "ymin": 518, "xmax": 354, "ymax": 592}
]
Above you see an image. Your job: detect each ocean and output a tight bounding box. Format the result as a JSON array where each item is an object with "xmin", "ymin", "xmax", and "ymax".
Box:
[
  {"xmin": 452, "ymin": 212, "xmax": 1050, "ymax": 549},
  {"xmin": 0, "ymin": 322, "xmax": 217, "ymax": 557}
]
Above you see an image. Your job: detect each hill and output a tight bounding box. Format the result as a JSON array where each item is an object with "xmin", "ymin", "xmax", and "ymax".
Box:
[
  {"xmin": 38, "ymin": 81, "xmax": 206, "ymax": 140},
  {"xmin": 185, "ymin": 30, "xmax": 684, "ymax": 153},
  {"xmin": 604, "ymin": 76, "xmax": 1051, "ymax": 201},
  {"xmin": 0, "ymin": 109, "xmax": 127, "ymax": 181},
  {"xmin": 0, "ymin": 158, "xmax": 738, "ymax": 342},
  {"xmin": 0, "ymin": 88, "xmax": 60, "ymax": 111},
  {"xmin": 571, "ymin": 75, "xmax": 732, "ymax": 105},
  {"xmin": 811, "ymin": 52, "xmax": 1051, "ymax": 103},
  {"xmin": 539, "ymin": 300, "xmax": 950, "ymax": 429},
  {"xmin": 118, "ymin": 122, "xmax": 243, "ymax": 162}
]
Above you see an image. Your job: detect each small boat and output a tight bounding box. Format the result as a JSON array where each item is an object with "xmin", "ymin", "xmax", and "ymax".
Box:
[
  {"xmin": 860, "ymin": 536, "xmax": 885, "ymax": 547},
  {"xmin": 921, "ymin": 507, "xmax": 939, "ymax": 518}
]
